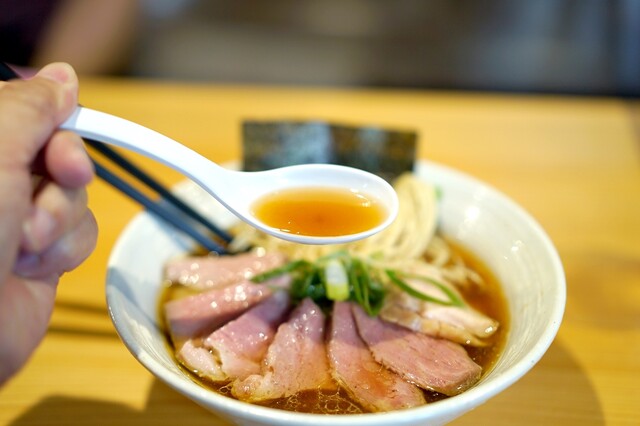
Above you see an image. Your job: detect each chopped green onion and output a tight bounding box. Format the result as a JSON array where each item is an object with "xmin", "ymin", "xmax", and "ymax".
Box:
[
  {"xmin": 404, "ymin": 273, "xmax": 466, "ymax": 307},
  {"xmin": 349, "ymin": 258, "xmax": 385, "ymax": 316},
  {"xmin": 251, "ymin": 259, "xmax": 310, "ymax": 283},
  {"xmin": 385, "ymin": 270, "xmax": 465, "ymax": 307},
  {"xmin": 324, "ymin": 259, "xmax": 349, "ymax": 301},
  {"xmin": 434, "ymin": 185, "xmax": 443, "ymax": 200},
  {"xmin": 251, "ymin": 251, "xmax": 464, "ymax": 315}
]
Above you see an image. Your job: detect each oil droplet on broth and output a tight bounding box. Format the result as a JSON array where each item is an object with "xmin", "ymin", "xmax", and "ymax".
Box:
[{"xmin": 251, "ymin": 187, "xmax": 387, "ymax": 237}]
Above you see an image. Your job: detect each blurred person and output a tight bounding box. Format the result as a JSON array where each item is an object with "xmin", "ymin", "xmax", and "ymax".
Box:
[
  {"xmin": 0, "ymin": 62, "xmax": 98, "ymax": 384},
  {"xmin": 0, "ymin": 0, "xmax": 139, "ymax": 75}
]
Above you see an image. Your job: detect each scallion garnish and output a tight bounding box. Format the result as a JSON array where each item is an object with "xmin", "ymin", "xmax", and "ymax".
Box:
[
  {"xmin": 386, "ymin": 270, "xmax": 465, "ymax": 307},
  {"xmin": 324, "ymin": 259, "xmax": 350, "ymax": 301},
  {"xmin": 251, "ymin": 251, "xmax": 463, "ymax": 315},
  {"xmin": 251, "ymin": 259, "xmax": 310, "ymax": 283}
]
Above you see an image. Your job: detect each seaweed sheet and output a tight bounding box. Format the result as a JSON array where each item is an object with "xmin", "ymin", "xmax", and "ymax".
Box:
[{"xmin": 242, "ymin": 121, "xmax": 417, "ymax": 182}]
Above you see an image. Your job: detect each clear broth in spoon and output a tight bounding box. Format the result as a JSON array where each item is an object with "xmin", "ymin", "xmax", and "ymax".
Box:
[{"xmin": 252, "ymin": 187, "xmax": 387, "ymax": 237}]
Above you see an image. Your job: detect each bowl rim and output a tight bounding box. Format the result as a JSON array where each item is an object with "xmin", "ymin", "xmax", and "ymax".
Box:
[{"xmin": 106, "ymin": 159, "xmax": 566, "ymax": 425}]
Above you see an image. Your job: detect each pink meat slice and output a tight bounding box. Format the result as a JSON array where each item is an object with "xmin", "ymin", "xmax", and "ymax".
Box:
[
  {"xmin": 175, "ymin": 338, "xmax": 223, "ymax": 380},
  {"xmin": 328, "ymin": 302, "xmax": 426, "ymax": 412},
  {"xmin": 176, "ymin": 291, "xmax": 291, "ymax": 382},
  {"xmin": 232, "ymin": 298, "xmax": 336, "ymax": 402},
  {"xmin": 352, "ymin": 305, "xmax": 482, "ymax": 396},
  {"xmin": 206, "ymin": 291, "xmax": 291, "ymax": 380},
  {"xmin": 165, "ymin": 251, "xmax": 287, "ymax": 289},
  {"xmin": 165, "ymin": 275, "xmax": 291, "ymax": 342}
]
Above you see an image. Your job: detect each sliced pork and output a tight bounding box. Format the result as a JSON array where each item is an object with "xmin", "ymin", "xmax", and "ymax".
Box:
[
  {"xmin": 208, "ymin": 291, "xmax": 291, "ymax": 380},
  {"xmin": 176, "ymin": 291, "xmax": 291, "ymax": 382},
  {"xmin": 353, "ymin": 305, "xmax": 482, "ymax": 396},
  {"xmin": 165, "ymin": 251, "xmax": 287, "ymax": 289},
  {"xmin": 165, "ymin": 275, "xmax": 291, "ymax": 342},
  {"xmin": 380, "ymin": 264, "xmax": 498, "ymax": 346},
  {"xmin": 328, "ymin": 302, "xmax": 426, "ymax": 412},
  {"xmin": 175, "ymin": 338, "xmax": 224, "ymax": 380},
  {"xmin": 232, "ymin": 298, "xmax": 336, "ymax": 402}
]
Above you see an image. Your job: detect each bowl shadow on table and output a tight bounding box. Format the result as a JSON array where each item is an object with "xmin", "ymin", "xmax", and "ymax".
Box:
[{"xmin": 9, "ymin": 341, "xmax": 604, "ymax": 426}]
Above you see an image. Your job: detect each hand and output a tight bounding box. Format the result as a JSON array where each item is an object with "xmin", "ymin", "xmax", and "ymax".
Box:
[{"xmin": 0, "ymin": 63, "xmax": 98, "ymax": 385}]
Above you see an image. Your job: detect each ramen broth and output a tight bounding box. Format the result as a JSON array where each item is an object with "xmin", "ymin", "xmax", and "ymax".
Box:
[
  {"xmin": 159, "ymin": 238, "xmax": 509, "ymax": 414},
  {"xmin": 251, "ymin": 187, "xmax": 387, "ymax": 237}
]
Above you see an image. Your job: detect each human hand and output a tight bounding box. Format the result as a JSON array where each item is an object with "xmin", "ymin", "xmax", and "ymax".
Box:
[{"xmin": 0, "ymin": 63, "xmax": 98, "ymax": 385}]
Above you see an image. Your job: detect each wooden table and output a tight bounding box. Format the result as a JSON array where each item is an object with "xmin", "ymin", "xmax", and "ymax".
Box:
[{"xmin": 1, "ymin": 78, "xmax": 638, "ymax": 425}]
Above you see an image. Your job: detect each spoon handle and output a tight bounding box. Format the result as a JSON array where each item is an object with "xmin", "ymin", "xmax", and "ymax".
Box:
[
  {"xmin": 60, "ymin": 106, "xmax": 227, "ymax": 194},
  {"xmin": 0, "ymin": 64, "xmax": 227, "ymax": 195}
]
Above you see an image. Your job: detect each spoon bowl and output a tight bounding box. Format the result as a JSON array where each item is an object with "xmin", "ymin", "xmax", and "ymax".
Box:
[{"xmin": 61, "ymin": 107, "xmax": 398, "ymax": 244}]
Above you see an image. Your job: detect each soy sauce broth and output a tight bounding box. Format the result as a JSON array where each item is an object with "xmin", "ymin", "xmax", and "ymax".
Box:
[
  {"xmin": 447, "ymin": 241, "xmax": 510, "ymax": 374},
  {"xmin": 251, "ymin": 187, "xmax": 387, "ymax": 237},
  {"xmin": 159, "ymin": 239, "xmax": 510, "ymax": 415}
]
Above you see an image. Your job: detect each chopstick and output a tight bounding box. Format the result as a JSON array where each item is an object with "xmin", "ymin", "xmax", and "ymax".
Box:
[
  {"xmin": 1, "ymin": 61, "xmax": 230, "ymax": 254},
  {"xmin": 0, "ymin": 62, "xmax": 18, "ymax": 80},
  {"xmin": 88, "ymin": 142, "xmax": 230, "ymax": 254}
]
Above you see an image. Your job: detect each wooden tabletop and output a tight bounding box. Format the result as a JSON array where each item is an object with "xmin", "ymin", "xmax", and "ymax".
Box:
[{"xmin": 1, "ymin": 78, "xmax": 638, "ymax": 426}]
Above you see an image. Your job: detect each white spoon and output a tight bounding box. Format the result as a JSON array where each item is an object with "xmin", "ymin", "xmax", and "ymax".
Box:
[{"xmin": 61, "ymin": 106, "xmax": 399, "ymax": 245}]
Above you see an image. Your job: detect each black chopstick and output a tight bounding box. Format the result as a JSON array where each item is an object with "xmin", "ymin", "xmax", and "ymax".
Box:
[
  {"xmin": 90, "ymin": 155, "xmax": 227, "ymax": 254},
  {"xmin": 0, "ymin": 62, "xmax": 18, "ymax": 80},
  {"xmin": 1, "ymin": 61, "xmax": 230, "ymax": 254},
  {"xmin": 85, "ymin": 140, "xmax": 232, "ymax": 243}
]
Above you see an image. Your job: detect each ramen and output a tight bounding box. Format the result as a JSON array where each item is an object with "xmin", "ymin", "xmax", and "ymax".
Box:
[{"xmin": 159, "ymin": 173, "xmax": 508, "ymax": 414}]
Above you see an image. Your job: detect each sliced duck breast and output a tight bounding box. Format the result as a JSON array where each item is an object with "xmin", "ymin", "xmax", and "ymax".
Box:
[
  {"xmin": 328, "ymin": 302, "xmax": 426, "ymax": 412},
  {"xmin": 176, "ymin": 291, "xmax": 291, "ymax": 382},
  {"xmin": 165, "ymin": 275, "xmax": 290, "ymax": 342},
  {"xmin": 353, "ymin": 305, "xmax": 482, "ymax": 396},
  {"xmin": 165, "ymin": 251, "xmax": 287, "ymax": 289},
  {"xmin": 232, "ymin": 298, "xmax": 336, "ymax": 402}
]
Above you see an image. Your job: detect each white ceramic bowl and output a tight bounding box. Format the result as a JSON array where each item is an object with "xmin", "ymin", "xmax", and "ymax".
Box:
[{"xmin": 106, "ymin": 160, "xmax": 566, "ymax": 426}]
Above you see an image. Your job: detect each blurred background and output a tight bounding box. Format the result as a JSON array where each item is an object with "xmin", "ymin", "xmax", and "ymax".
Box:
[{"xmin": 2, "ymin": 0, "xmax": 639, "ymax": 96}]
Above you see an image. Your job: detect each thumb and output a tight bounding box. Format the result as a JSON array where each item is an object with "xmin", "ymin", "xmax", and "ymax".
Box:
[
  {"xmin": 0, "ymin": 63, "xmax": 78, "ymax": 286},
  {"xmin": 0, "ymin": 63, "xmax": 79, "ymax": 167}
]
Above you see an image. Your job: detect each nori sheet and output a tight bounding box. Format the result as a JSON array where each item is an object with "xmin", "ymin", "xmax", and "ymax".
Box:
[{"xmin": 242, "ymin": 121, "xmax": 417, "ymax": 182}]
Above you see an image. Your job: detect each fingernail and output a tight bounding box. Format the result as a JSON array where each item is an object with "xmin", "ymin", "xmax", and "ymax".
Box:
[
  {"xmin": 22, "ymin": 208, "xmax": 56, "ymax": 252},
  {"xmin": 36, "ymin": 62, "xmax": 74, "ymax": 85}
]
